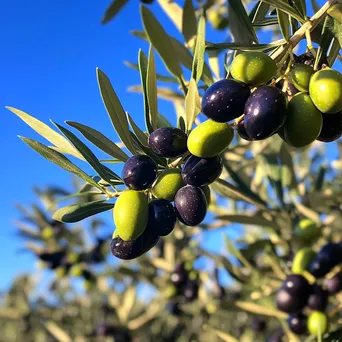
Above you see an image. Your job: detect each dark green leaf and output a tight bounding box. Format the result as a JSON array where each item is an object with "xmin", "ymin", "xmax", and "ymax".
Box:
[
  {"xmin": 102, "ymin": 0, "xmax": 129, "ymax": 24},
  {"xmin": 147, "ymin": 46, "xmax": 158, "ymax": 130},
  {"xmin": 53, "ymin": 122, "xmax": 122, "ymax": 185},
  {"xmin": 53, "ymin": 200, "xmax": 114, "ymax": 223},
  {"xmin": 252, "ymin": 18, "xmax": 279, "ymax": 26},
  {"xmin": 127, "ymin": 113, "xmax": 148, "ymax": 146},
  {"xmin": 140, "ymin": 6, "xmax": 182, "ymax": 78},
  {"xmin": 249, "ymin": 2, "xmax": 270, "ymax": 22},
  {"xmin": 182, "ymin": 0, "xmax": 197, "ymax": 49},
  {"xmin": 328, "ymin": 38, "xmax": 341, "ymax": 66},
  {"xmin": 97, "ymin": 68, "xmax": 136, "ymax": 154},
  {"xmin": 157, "ymin": 113, "xmax": 172, "ymax": 128},
  {"xmin": 277, "ymin": 9, "xmax": 290, "ymax": 40},
  {"xmin": 66, "ymin": 121, "xmax": 129, "ymax": 162},
  {"xmin": 19, "ymin": 137, "xmax": 103, "ymax": 192},
  {"xmin": 260, "ymin": 0, "xmax": 304, "ymax": 22},
  {"xmin": 315, "ymin": 16, "xmax": 334, "ymax": 70},
  {"xmin": 192, "ymin": 16, "xmax": 206, "ymax": 83},
  {"xmin": 290, "ymin": 0, "xmax": 306, "ymax": 19},
  {"xmin": 205, "ymin": 40, "xmax": 286, "ymax": 51}
]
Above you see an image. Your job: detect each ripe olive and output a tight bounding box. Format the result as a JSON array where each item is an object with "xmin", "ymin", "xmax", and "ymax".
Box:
[
  {"xmin": 276, "ymin": 287, "xmax": 307, "ymax": 313},
  {"xmin": 174, "ymin": 185, "xmax": 207, "ymax": 226},
  {"xmin": 148, "ymin": 199, "xmax": 176, "ymax": 237},
  {"xmin": 151, "ymin": 168, "xmax": 184, "ymax": 201},
  {"xmin": 171, "ymin": 263, "xmax": 187, "ymax": 286},
  {"xmin": 201, "ymin": 79, "xmax": 250, "ymax": 122},
  {"xmin": 183, "ymin": 279, "xmax": 199, "ymax": 302},
  {"xmin": 282, "ymin": 274, "xmax": 310, "ymax": 296},
  {"xmin": 148, "ymin": 127, "xmax": 188, "ymax": 158},
  {"xmin": 288, "ymin": 64, "xmax": 314, "ymax": 92},
  {"xmin": 324, "ymin": 271, "xmax": 342, "ymax": 294},
  {"xmin": 230, "ymin": 51, "xmax": 277, "ymax": 86},
  {"xmin": 182, "ymin": 155, "xmax": 223, "ymax": 186},
  {"xmin": 114, "ymin": 190, "xmax": 148, "ymax": 241},
  {"xmin": 309, "ymin": 68, "xmax": 342, "ymax": 114},
  {"xmin": 317, "ymin": 111, "xmax": 342, "ymax": 142},
  {"xmin": 291, "ymin": 247, "xmax": 316, "ymax": 275},
  {"xmin": 294, "ymin": 219, "xmax": 320, "ymax": 241},
  {"xmin": 307, "ymin": 285, "xmax": 328, "ymax": 311},
  {"xmin": 282, "ymin": 93, "xmax": 323, "ymax": 147},
  {"xmin": 122, "ymin": 155, "xmax": 157, "ymax": 190},
  {"xmin": 187, "ymin": 119, "xmax": 234, "ymax": 158},
  {"xmin": 287, "ymin": 313, "xmax": 307, "ymax": 335},
  {"xmin": 307, "ymin": 311, "xmax": 328, "ymax": 336},
  {"xmin": 237, "ymin": 119, "xmax": 253, "ymax": 141},
  {"xmin": 244, "ymin": 86, "xmax": 288, "ymax": 140},
  {"xmin": 250, "ymin": 318, "xmax": 266, "ymax": 333}
]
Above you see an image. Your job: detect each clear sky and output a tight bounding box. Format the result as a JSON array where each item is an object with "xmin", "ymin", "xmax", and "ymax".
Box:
[{"xmin": 1, "ymin": 0, "xmax": 339, "ymax": 290}]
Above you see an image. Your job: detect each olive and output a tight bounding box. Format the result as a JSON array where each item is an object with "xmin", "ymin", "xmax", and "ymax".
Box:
[
  {"xmin": 319, "ymin": 242, "xmax": 342, "ymax": 266},
  {"xmin": 291, "ymin": 248, "xmax": 316, "ymax": 275},
  {"xmin": 309, "ymin": 68, "xmax": 342, "ymax": 114},
  {"xmin": 230, "ymin": 51, "xmax": 277, "ymax": 86},
  {"xmin": 114, "ymin": 190, "xmax": 148, "ymax": 241},
  {"xmin": 208, "ymin": 11, "xmax": 229, "ymax": 30},
  {"xmin": 309, "ymin": 257, "xmax": 335, "ymax": 278},
  {"xmin": 244, "ymin": 86, "xmax": 288, "ymax": 140},
  {"xmin": 307, "ymin": 311, "xmax": 328, "ymax": 336},
  {"xmin": 317, "ymin": 111, "xmax": 342, "ymax": 142},
  {"xmin": 282, "ymin": 93, "xmax": 323, "ymax": 147},
  {"xmin": 174, "ymin": 185, "xmax": 207, "ymax": 226},
  {"xmin": 297, "ymin": 51, "xmax": 328, "ymax": 69},
  {"xmin": 151, "ymin": 168, "xmax": 184, "ymax": 201},
  {"xmin": 171, "ymin": 263, "xmax": 187, "ymax": 286},
  {"xmin": 324, "ymin": 271, "xmax": 342, "ymax": 294},
  {"xmin": 276, "ymin": 288, "xmax": 307, "ymax": 313},
  {"xmin": 287, "ymin": 313, "xmax": 307, "ymax": 335},
  {"xmin": 122, "ymin": 155, "xmax": 157, "ymax": 190},
  {"xmin": 275, "ymin": 79, "xmax": 299, "ymax": 97},
  {"xmin": 307, "ymin": 285, "xmax": 328, "ymax": 311},
  {"xmin": 288, "ymin": 64, "xmax": 314, "ymax": 92},
  {"xmin": 167, "ymin": 302, "xmax": 182, "ymax": 316},
  {"xmin": 182, "ymin": 155, "xmax": 223, "ymax": 186},
  {"xmin": 294, "ymin": 219, "xmax": 320, "ymax": 241},
  {"xmin": 148, "ymin": 127, "xmax": 188, "ymax": 158},
  {"xmin": 187, "ymin": 119, "xmax": 234, "ymax": 157},
  {"xmin": 282, "ymin": 274, "xmax": 310, "ymax": 296},
  {"xmin": 250, "ymin": 318, "xmax": 266, "ymax": 333},
  {"xmin": 148, "ymin": 199, "xmax": 176, "ymax": 237},
  {"xmin": 237, "ymin": 119, "xmax": 253, "ymax": 141},
  {"xmin": 110, "ymin": 221, "xmax": 159, "ymax": 260},
  {"xmin": 183, "ymin": 280, "xmax": 199, "ymax": 302},
  {"xmin": 201, "ymin": 79, "xmax": 250, "ymax": 122}
]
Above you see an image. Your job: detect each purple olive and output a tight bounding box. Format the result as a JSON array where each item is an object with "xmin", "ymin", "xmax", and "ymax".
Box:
[
  {"xmin": 237, "ymin": 119, "xmax": 253, "ymax": 141},
  {"xmin": 282, "ymin": 274, "xmax": 310, "ymax": 296},
  {"xmin": 317, "ymin": 111, "xmax": 342, "ymax": 142},
  {"xmin": 276, "ymin": 288, "xmax": 307, "ymax": 313},
  {"xmin": 148, "ymin": 199, "xmax": 176, "ymax": 237},
  {"xmin": 307, "ymin": 285, "xmax": 329, "ymax": 311},
  {"xmin": 325, "ymin": 271, "xmax": 342, "ymax": 294},
  {"xmin": 287, "ymin": 313, "xmax": 307, "ymax": 335}
]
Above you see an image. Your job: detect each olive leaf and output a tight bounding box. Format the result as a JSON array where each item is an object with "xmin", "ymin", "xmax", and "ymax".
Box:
[
  {"xmin": 146, "ymin": 46, "xmax": 158, "ymax": 131},
  {"xmin": 192, "ymin": 15, "xmax": 206, "ymax": 84},
  {"xmin": 249, "ymin": 1, "xmax": 270, "ymax": 23},
  {"xmin": 53, "ymin": 200, "xmax": 114, "ymax": 223},
  {"xmin": 44, "ymin": 321, "xmax": 72, "ymax": 342},
  {"xmin": 185, "ymin": 78, "xmax": 201, "ymax": 133},
  {"xmin": 203, "ymin": 326, "xmax": 239, "ymax": 342},
  {"xmin": 234, "ymin": 301, "xmax": 288, "ymax": 319},
  {"xmin": 19, "ymin": 137, "xmax": 103, "ymax": 192},
  {"xmin": 66, "ymin": 121, "xmax": 129, "ymax": 162},
  {"xmin": 260, "ymin": 0, "xmax": 305, "ymax": 22},
  {"xmin": 182, "ymin": 0, "xmax": 197, "ymax": 49},
  {"xmin": 97, "ymin": 68, "xmax": 136, "ymax": 154},
  {"xmin": 205, "ymin": 40, "xmax": 286, "ymax": 51},
  {"xmin": 7, "ymin": 106, "xmax": 84, "ymax": 160},
  {"xmin": 129, "ymin": 85, "xmax": 184, "ymax": 103},
  {"xmin": 102, "ymin": 0, "xmax": 129, "ymax": 24},
  {"xmin": 277, "ymin": 9, "xmax": 290, "ymax": 41}
]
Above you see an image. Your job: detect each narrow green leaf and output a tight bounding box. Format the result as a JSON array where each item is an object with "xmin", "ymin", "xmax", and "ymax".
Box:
[
  {"xmin": 129, "ymin": 85, "xmax": 184, "ymax": 103},
  {"xmin": 277, "ymin": 9, "xmax": 290, "ymax": 40},
  {"xmin": 44, "ymin": 321, "xmax": 72, "ymax": 342},
  {"xmin": 66, "ymin": 121, "xmax": 129, "ymax": 162},
  {"xmin": 234, "ymin": 301, "xmax": 288, "ymax": 319},
  {"xmin": 7, "ymin": 106, "xmax": 83, "ymax": 160},
  {"xmin": 252, "ymin": 18, "xmax": 279, "ymax": 26},
  {"xmin": 97, "ymin": 68, "xmax": 136, "ymax": 154},
  {"xmin": 192, "ymin": 16, "xmax": 206, "ymax": 83},
  {"xmin": 157, "ymin": 113, "xmax": 172, "ymax": 128},
  {"xmin": 182, "ymin": 0, "xmax": 197, "ymax": 49},
  {"xmin": 224, "ymin": 235, "xmax": 253, "ymax": 269},
  {"xmin": 185, "ymin": 78, "xmax": 201, "ymax": 132},
  {"xmin": 19, "ymin": 137, "xmax": 103, "ymax": 191},
  {"xmin": 147, "ymin": 46, "xmax": 158, "ymax": 130},
  {"xmin": 315, "ymin": 16, "xmax": 334, "ymax": 70},
  {"xmin": 327, "ymin": 38, "xmax": 341, "ymax": 66},
  {"xmin": 205, "ymin": 39, "xmax": 286, "ymax": 51},
  {"xmin": 127, "ymin": 113, "xmax": 148, "ymax": 146},
  {"xmin": 291, "ymin": 0, "xmax": 306, "ymax": 19},
  {"xmin": 203, "ymin": 326, "xmax": 239, "ymax": 342},
  {"xmin": 102, "ymin": 0, "xmax": 129, "ymax": 24},
  {"xmin": 53, "ymin": 122, "xmax": 122, "ymax": 185},
  {"xmin": 260, "ymin": 0, "xmax": 304, "ymax": 22},
  {"xmin": 249, "ymin": 2, "xmax": 270, "ymax": 22},
  {"xmin": 228, "ymin": 0, "xmax": 259, "ymax": 43},
  {"xmin": 53, "ymin": 200, "xmax": 114, "ymax": 223},
  {"xmin": 216, "ymin": 214, "xmax": 275, "ymax": 228},
  {"xmin": 140, "ymin": 6, "xmax": 182, "ymax": 78}
]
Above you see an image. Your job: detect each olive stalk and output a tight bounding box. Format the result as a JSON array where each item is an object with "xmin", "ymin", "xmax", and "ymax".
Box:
[{"xmin": 272, "ymin": 0, "xmax": 337, "ymax": 62}]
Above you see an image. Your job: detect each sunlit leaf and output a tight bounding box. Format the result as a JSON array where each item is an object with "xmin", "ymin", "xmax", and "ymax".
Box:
[
  {"xmin": 147, "ymin": 46, "xmax": 158, "ymax": 130},
  {"xmin": 185, "ymin": 78, "xmax": 201, "ymax": 132},
  {"xmin": 192, "ymin": 15, "xmax": 206, "ymax": 83},
  {"xmin": 206, "ymin": 40, "xmax": 286, "ymax": 51},
  {"xmin": 182, "ymin": 0, "xmax": 197, "ymax": 49}
]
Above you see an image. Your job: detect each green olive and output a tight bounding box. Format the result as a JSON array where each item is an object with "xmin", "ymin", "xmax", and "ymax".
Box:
[
  {"xmin": 70, "ymin": 264, "xmax": 84, "ymax": 277},
  {"xmin": 56, "ymin": 267, "xmax": 67, "ymax": 278},
  {"xmin": 151, "ymin": 169, "xmax": 184, "ymax": 201},
  {"xmin": 163, "ymin": 285, "xmax": 178, "ymax": 298},
  {"xmin": 208, "ymin": 11, "xmax": 229, "ymax": 30},
  {"xmin": 291, "ymin": 247, "xmax": 316, "ymax": 274},
  {"xmin": 201, "ymin": 185, "xmax": 211, "ymax": 205},
  {"xmin": 187, "ymin": 119, "xmax": 234, "ymax": 158},
  {"xmin": 114, "ymin": 190, "xmax": 148, "ymax": 241},
  {"xmin": 309, "ymin": 68, "xmax": 342, "ymax": 113},
  {"xmin": 230, "ymin": 51, "xmax": 277, "ymax": 86},
  {"xmin": 282, "ymin": 93, "xmax": 323, "ymax": 148},
  {"xmin": 294, "ymin": 219, "xmax": 320, "ymax": 241},
  {"xmin": 288, "ymin": 64, "xmax": 314, "ymax": 92},
  {"xmin": 42, "ymin": 227, "xmax": 54, "ymax": 240},
  {"xmin": 307, "ymin": 311, "xmax": 328, "ymax": 336}
]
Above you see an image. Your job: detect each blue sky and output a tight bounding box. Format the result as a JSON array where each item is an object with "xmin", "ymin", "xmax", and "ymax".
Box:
[{"xmin": 1, "ymin": 0, "xmax": 339, "ymax": 291}]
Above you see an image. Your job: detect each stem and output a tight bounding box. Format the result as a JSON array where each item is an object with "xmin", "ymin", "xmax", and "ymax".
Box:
[
  {"xmin": 272, "ymin": 0, "xmax": 336, "ymax": 62},
  {"xmin": 168, "ymin": 152, "xmax": 190, "ymax": 167}
]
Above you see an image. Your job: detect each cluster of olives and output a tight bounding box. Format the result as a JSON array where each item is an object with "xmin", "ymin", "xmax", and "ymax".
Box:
[
  {"xmin": 275, "ymin": 242, "xmax": 342, "ymax": 336},
  {"xmin": 202, "ymin": 51, "xmax": 342, "ymax": 147},
  {"xmin": 110, "ymin": 125, "xmax": 225, "ymax": 260}
]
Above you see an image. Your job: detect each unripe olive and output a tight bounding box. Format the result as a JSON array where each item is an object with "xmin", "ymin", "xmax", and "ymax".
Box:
[
  {"xmin": 309, "ymin": 68, "xmax": 342, "ymax": 114},
  {"xmin": 288, "ymin": 64, "xmax": 314, "ymax": 92},
  {"xmin": 294, "ymin": 219, "xmax": 320, "ymax": 241},
  {"xmin": 291, "ymin": 247, "xmax": 316, "ymax": 274},
  {"xmin": 151, "ymin": 169, "xmax": 184, "ymax": 201},
  {"xmin": 187, "ymin": 119, "xmax": 234, "ymax": 158},
  {"xmin": 282, "ymin": 93, "xmax": 323, "ymax": 147},
  {"xmin": 208, "ymin": 11, "xmax": 229, "ymax": 30},
  {"xmin": 42, "ymin": 227, "xmax": 54, "ymax": 240},
  {"xmin": 307, "ymin": 311, "xmax": 328, "ymax": 336},
  {"xmin": 114, "ymin": 190, "xmax": 148, "ymax": 241},
  {"xmin": 230, "ymin": 51, "xmax": 277, "ymax": 86}
]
